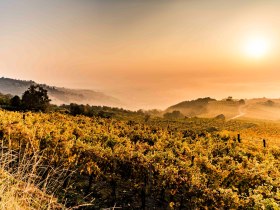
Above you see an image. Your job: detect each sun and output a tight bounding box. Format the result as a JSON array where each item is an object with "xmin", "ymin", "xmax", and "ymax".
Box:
[{"xmin": 243, "ymin": 36, "xmax": 270, "ymax": 59}]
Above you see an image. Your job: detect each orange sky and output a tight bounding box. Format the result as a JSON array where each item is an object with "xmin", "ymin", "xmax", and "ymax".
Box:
[{"xmin": 1, "ymin": 0, "xmax": 280, "ymax": 109}]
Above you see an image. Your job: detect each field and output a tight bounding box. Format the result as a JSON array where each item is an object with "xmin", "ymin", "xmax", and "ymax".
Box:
[{"xmin": 0, "ymin": 109, "xmax": 280, "ymax": 209}]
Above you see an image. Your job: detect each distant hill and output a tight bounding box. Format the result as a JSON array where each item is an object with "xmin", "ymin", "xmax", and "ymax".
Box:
[
  {"xmin": 0, "ymin": 77, "xmax": 121, "ymax": 106},
  {"xmin": 168, "ymin": 97, "xmax": 217, "ymax": 116},
  {"xmin": 167, "ymin": 97, "xmax": 280, "ymax": 120}
]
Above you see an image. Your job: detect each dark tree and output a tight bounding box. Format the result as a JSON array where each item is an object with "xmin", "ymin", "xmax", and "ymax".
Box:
[
  {"xmin": 163, "ymin": 110, "xmax": 185, "ymax": 120},
  {"xmin": 265, "ymin": 100, "xmax": 274, "ymax": 106},
  {"xmin": 10, "ymin": 95, "xmax": 21, "ymax": 109},
  {"xmin": 226, "ymin": 96, "xmax": 233, "ymax": 102},
  {"xmin": 0, "ymin": 93, "xmax": 12, "ymax": 106},
  {"xmin": 22, "ymin": 85, "xmax": 51, "ymax": 112},
  {"xmin": 239, "ymin": 99, "xmax": 245, "ymax": 105},
  {"xmin": 69, "ymin": 103, "xmax": 85, "ymax": 116}
]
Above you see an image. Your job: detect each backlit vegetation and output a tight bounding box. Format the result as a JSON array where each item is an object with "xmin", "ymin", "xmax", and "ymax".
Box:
[{"xmin": 0, "ymin": 109, "xmax": 279, "ymax": 209}]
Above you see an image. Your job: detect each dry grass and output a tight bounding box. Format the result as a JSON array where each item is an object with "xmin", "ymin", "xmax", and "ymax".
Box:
[{"xmin": 0, "ymin": 147, "xmax": 66, "ymax": 210}]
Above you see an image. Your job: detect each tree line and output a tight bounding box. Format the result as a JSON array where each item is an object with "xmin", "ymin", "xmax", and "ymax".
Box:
[
  {"xmin": 0, "ymin": 85, "xmax": 51, "ymax": 112},
  {"xmin": 0, "ymin": 85, "xmax": 149, "ymax": 120}
]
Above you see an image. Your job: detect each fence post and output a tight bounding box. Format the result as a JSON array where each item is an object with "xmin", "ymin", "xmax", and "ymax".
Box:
[
  {"xmin": 237, "ymin": 134, "xmax": 241, "ymax": 143},
  {"xmin": 263, "ymin": 139, "xmax": 266, "ymax": 148},
  {"xmin": 191, "ymin": 156, "xmax": 195, "ymax": 167}
]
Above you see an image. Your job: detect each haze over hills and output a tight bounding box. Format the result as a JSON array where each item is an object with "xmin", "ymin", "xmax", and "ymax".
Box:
[
  {"xmin": 0, "ymin": 77, "xmax": 121, "ymax": 107},
  {"xmin": 167, "ymin": 97, "xmax": 280, "ymax": 121},
  {"xmin": 3, "ymin": 77, "xmax": 280, "ymax": 121}
]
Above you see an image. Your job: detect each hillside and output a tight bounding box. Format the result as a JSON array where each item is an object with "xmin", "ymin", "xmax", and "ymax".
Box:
[
  {"xmin": 167, "ymin": 97, "xmax": 280, "ymax": 121},
  {"xmin": 0, "ymin": 110, "xmax": 280, "ymax": 209},
  {"xmin": 0, "ymin": 77, "xmax": 120, "ymax": 107},
  {"xmin": 167, "ymin": 97, "xmax": 242, "ymax": 119}
]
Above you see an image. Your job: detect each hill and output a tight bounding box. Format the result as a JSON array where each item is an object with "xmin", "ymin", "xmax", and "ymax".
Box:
[
  {"xmin": 167, "ymin": 97, "xmax": 216, "ymax": 116},
  {"xmin": 167, "ymin": 97, "xmax": 280, "ymax": 120},
  {"xmin": 0, "ymin": 77, "xmax": 120, "ymax": 107},
  {"xmin": 167, "ymin": 97, "xmax": 242, "ymax": 119},
  {"xmin": 0, "ymin": 109, "xmax": 280, "ymax": 209}
]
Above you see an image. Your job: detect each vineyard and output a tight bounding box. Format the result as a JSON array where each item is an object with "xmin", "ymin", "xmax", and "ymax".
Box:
[{"xmin": 0, "ymin": 109, "xmax": 280, "ymax": 209}]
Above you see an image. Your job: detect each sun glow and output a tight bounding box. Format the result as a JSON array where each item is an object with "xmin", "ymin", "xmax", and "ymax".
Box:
[{"xmin": 243, "ymin": 36, "xmax": 270, "ymax": 59}]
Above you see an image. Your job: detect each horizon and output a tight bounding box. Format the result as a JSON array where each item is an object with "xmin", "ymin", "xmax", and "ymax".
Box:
[
  {"xmin": 2, "ymin": 76, "xmax": 280, "ymax": 112},
  {"xmin": 1, "ymin": 0, "xmax": 280, "ymax": 109}
]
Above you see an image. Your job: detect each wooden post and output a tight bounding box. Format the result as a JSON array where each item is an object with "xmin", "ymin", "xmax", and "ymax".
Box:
[
  {"xmin": 191, "ymin": 156, "xmax": 195, "ymax": 167},
  {"xmin": 237, "ymin": 134, "xmax": 241, "ymax": 143},
  {"xmin": 263, "ymin": 139, "xmax": 266, "ymax": 148}
]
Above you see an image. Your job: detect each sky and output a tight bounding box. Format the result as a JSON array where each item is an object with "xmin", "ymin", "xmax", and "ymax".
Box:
[{"xmin": 1, "ymin": 0, "xmax": 280, "ymax": 109}]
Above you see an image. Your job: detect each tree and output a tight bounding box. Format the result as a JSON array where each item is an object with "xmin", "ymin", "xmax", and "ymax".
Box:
[
  {"xmin": 0, "ymin": 93, "xmax": 12, "ymax": 106},
  {"xmin": 69, "ymin": 103, "xmax": 85, "ymax": 116},
  {"xmin": 239, "ymin": 99, "xmax": 245, "ymax": 105},
  {"xmin": 22, "ymin": 85, "xmax": 51, "ymax": 112},
  {"xmin": 265, "ymin": 100, "xmax": 274, "ymax": 106},
  {"xmin": 163, "ymin": 110, "xmax": 185, "ymax": 120},
  {"xmin": 226, "ymin": 96, "xmax": 233, "ymax": 102},
  {"xmin": 10, "ymin": 95, "xmax": 21, "ymax": 110}
]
